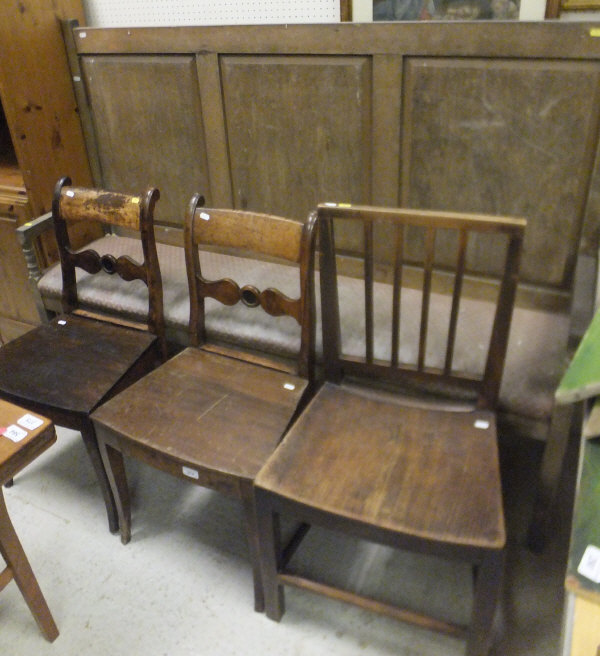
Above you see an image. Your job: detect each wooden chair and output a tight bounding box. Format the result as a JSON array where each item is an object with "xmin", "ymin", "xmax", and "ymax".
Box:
[
  {"xmin": 91, "ymin": 194, "xmax": 317, "ymax": 611},
  {"xmin": 255, "ymin": 203, "xmax": 526, "ymax": 656},
  {"xmin": 0, "ymin": 177, "xmax": 165, "ymax": 532},
  {"xmin": 0, "ymin": 400, "xmax": 58, "ymax": 641}
]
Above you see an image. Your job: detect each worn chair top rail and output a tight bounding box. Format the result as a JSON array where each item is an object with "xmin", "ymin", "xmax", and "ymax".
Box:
[
  {"xmin": 184, "ymin": 194, "xmax": 317, "ymax": 379},
  {"xmin": 53, "ymin": 177, "xmax": 165, "ymax": 343},
  {"xmin": 319, "ymin": 203, "xmax": 526, "ymax": 409}
]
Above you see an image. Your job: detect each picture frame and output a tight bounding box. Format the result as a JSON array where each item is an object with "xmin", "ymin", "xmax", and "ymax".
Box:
[
  {"xmin": 559, "ymin": 0, "xmax": 600, "ymax": 10},
  {"xmin": 372, "ymin": 0, "xmax": 520, "ymax": 19}
]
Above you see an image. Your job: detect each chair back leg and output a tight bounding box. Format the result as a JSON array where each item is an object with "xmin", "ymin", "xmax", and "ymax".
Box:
[{"xmin": 256, "ymin": 488, "xmax": 285, "ymax": 621}]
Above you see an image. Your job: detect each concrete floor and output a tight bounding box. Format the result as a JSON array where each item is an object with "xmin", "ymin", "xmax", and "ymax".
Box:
[{"xmin": 0, "ymin": 425, "xmax": 575, "ymax": 656}]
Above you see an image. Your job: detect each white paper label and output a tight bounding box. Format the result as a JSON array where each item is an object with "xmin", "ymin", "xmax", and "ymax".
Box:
[
  {"xmin": 283, "ymin": 383, "xmax": 296, "ymax": 391},
  {"xmin": 3, "ymin": 425, "xmax": 28, "ymax": 443},
  {"xmin": 66, "ymin": 190, "xmax": 75, "ymax": 197},
  {"xmin": 182, "ymin": 466, "xmax": 199, "ymax": 479},
  {"xmin": 17, "ymin": 413, "xmax": 44, "ymax": 430},
  {"xmin": 200, "ymin": 212, "xmax": 210, "ymax": 221},
  {"xmin": 578, "ymin": 545, "xmax": 600, "ymax": 583},
  {"xmin": 474, "ymin": 419, "xmax": 490, "ymax": 430},
  {"xmin": 58, "ymin": 319, "xmax": 67, "ymax": 326},
  {"xmin": 79, "ymin": 31, "xmax": 87, "ymax": 38}
]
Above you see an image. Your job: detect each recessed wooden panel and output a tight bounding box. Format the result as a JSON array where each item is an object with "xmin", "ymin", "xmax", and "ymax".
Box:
[
  {"xmin": 81, "ymin": 55, "xmax": 210, "ymax": 227},
  {"xmin": 0, "ymin": 205, "xmax": 40, "ymax": 339},
  {"xmin": 221, "ymin": 56, "xmax": 371, "ymax": 220},
  {"xmin": 401, "ymin": 58, "xmax": 600, "ymax": 287}
]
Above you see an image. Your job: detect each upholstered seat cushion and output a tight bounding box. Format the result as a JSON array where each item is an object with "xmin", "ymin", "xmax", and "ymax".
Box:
[
  {"xmin": 38, "ymin": 235, "xmax": 570, "ymax": 426},
  {"xmin": 38, "ymin": 235, "xmax": 301, "ymax": 358},
  {"xmin": 332, "ymin": 273, "xmax": 571, "ymax": 425}
]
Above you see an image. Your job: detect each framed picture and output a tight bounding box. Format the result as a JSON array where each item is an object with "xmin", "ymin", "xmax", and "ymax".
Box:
[
  {"xmin": 373, "ymin": 0, "xmax": 519, "ymax": 19},
  {"xmin": 559, "ymin": 0, "xmax": 600, "ymax": 9},
  {"xmin": 543, "ymin": 0, "xmax": 599, "ymax": 17}
]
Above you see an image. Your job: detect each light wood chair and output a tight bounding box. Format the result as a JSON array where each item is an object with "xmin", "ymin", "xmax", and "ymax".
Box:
[
  {"xmin": 0, "ymin": 400, "xmax": 58, "ymax": 641},
  {"xmin": 91, "ymin": 194, "xmax": 317, "ymax": 611},
  {"xmin": 0, "ymin": 177, "xmax": 165, "ymax": 532},
  {"xmin": 255, "ymin": 203, "xmax": 526, "ymax": 655}
]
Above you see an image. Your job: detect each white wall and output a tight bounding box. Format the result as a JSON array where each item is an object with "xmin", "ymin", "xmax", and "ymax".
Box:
[
  {"xmin": 353, "ymin": 0, "xmax": 373, "ymax": 20},
  {"xmin": 519, "ymin": 0, "xmax": 546, "ymax": 18},
  {"xmin": 83, "ymin": 0, "xmax": 340, "ymax": 26},
  {"xmin": 82, "ymin": 0, "xmax": 600, "ymax": 28}
]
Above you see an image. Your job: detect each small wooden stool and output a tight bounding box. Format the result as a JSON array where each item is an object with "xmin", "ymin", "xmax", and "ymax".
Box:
[{"xmin": 0, "ymin": 399, "xmax": 59, "ymax": 641}]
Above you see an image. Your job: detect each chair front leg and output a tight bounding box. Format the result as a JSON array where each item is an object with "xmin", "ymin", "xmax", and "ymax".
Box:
[
  {"xmin": 80, "ymin": 420, "xmax": 119, "ymax": 534},
  {"xmin": 96, "ymin": 433, "xmax": 132, "ymax": 544},
  {"xmin": 255, "ymin": 487, "xmax": 285, "ymax": 621},
  {"xmin": 241, "ymin": 482, "xmax": 265, "ymax": 613},
  {"xmin": 467, "ymin": 549, "xmax": 504, "ymax": 656}
]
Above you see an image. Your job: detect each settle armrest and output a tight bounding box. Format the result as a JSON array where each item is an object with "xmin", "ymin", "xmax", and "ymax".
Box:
[
  {"xmin": 16, "ymin": 211, "xmax": 54, "ymax": 285},
  {"xmin": 525, "ymin": 248, "xmax": 599, "ymax": 549},
  {"xmin": 552, "ymin": 248, "xmax": 600, "ymax": 405},
  {"xmin": 16, "ymin": 210, "xmax": 54, "ymax": 243},
  {"xmin": 16, "ymin": 211, "xmax": 54, "ymax": 320}
]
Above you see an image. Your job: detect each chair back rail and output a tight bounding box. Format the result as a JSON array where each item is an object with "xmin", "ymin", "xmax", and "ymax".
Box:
[
  {"xmin": 57, "ymin": 187, "xmax": 144, "ymax": 230},
  {"xmin": 188, "ymin": 204, "xmax": 304, "ymax": 263},
  {"xmin": 184, "ymin": 193, "xmax": 317, "ymax": 379},
  {"xmin": 52, "ymin": 177, "xmax": 165, "ymax": 342},
  {"xmin": 319, "ymin": 204, "xmax": 526, "ymax": 409}
]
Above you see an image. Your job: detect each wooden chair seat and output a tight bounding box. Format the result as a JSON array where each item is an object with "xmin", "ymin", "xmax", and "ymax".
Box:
[
  {"xmin": 92, "ymin": 347, "xmax": 308, "ymax": 487},
  {"xmin": 0, "ymin": 315, "xmax": 158, "ymax": 415},
  {"xmin": 257, "ymin": 382, "xmax": 504, "ymax": 549}
]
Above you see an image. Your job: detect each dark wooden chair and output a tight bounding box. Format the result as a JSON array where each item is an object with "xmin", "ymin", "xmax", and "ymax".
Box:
[
  {"xmin": 0, "ymin": 177, "xmax": 165, "ymax": 532},
  {"xmin": 255, "ymin": 203, "xmax": 526, "ymax": 656},
  {"xmin": 91, "ymin": 194, "xmax": 317, "ymax": 611}
]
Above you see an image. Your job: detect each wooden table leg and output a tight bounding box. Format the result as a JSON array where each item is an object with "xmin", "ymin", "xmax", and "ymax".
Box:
[{"xmin": 0, "ymin": 489, "xmax": 58, "ymax": 641}]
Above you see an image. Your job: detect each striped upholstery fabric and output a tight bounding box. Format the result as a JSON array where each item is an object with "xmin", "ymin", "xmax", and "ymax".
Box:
[
  {"xmin": 332, "ymin": 273, "xmax": 570, "ymax": 424},
  {"xmin": 38, "ymin": 235, "xmax": 301, "ymax": 358}
]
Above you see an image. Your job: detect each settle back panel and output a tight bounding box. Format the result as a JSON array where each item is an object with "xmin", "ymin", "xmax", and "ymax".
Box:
[{"xmin": 70, "ymin": 21, "xmax": 600, "ymax": 305}]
